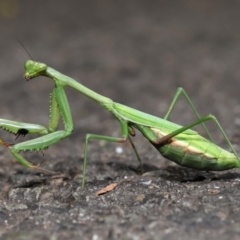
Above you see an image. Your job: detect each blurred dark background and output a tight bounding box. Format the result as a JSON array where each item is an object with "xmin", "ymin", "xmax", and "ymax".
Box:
[{"xmin": 1, "ymin": 1, "xmax": 240, "ymax": 131}]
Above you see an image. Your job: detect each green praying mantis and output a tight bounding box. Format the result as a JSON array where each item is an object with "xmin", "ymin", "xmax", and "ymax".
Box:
[{"xmin": 0, "ymin": 59, "xmax": 240, "ymax": 188}]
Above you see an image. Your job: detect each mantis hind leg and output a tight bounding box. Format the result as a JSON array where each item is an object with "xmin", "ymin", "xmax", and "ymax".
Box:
[
  {"xmin": 154, "ymin": 114, "xmax": 240, "ymax": 162},
  {"xmin": 164, "ymin": 87, "xmax": 213, "ymax": 142},
  {"xmin": 162, "ymin": 88, "xmax": 239, "ymax": 161}
]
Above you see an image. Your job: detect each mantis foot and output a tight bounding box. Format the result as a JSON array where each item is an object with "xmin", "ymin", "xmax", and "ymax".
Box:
[
  {"xmin": 0, "ymin": 137, "xmax": 13, "ymax": 148},
  {"xmin": 31, "ymin": 161, "xmax": 58, "ymax": 175}
]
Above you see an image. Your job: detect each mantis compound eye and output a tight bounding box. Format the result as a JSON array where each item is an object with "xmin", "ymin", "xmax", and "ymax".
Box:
[{"xmin": 24, "ymin": 60, "xmax": 47, "ymax": 81}]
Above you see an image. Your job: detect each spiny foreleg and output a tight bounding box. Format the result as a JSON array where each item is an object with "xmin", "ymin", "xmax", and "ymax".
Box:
[{"xmin": 1, "ymin": 83, "xmax": 73, "ymax": 172}]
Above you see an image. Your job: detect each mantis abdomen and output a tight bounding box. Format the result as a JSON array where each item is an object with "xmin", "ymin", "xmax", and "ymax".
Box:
[{"xmin": 150, "ymin": 127, "xmax": 240, "ymax": 171}]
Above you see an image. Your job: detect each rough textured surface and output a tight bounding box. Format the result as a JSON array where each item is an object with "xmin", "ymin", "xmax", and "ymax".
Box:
[{"xmin": 1, "ymin": 1, "xmax": 240, "ymax": 239}]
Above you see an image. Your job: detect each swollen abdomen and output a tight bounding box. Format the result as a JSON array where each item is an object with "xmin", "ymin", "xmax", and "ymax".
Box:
[{"xmin": 151, "ymin": 128, "xmax": 240, "ymax": 171}]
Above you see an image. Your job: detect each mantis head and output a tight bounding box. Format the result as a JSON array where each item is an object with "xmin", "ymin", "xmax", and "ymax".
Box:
[{"xmin": 24, "ymin": 60, "xmax": 47, "ymax": 80}]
